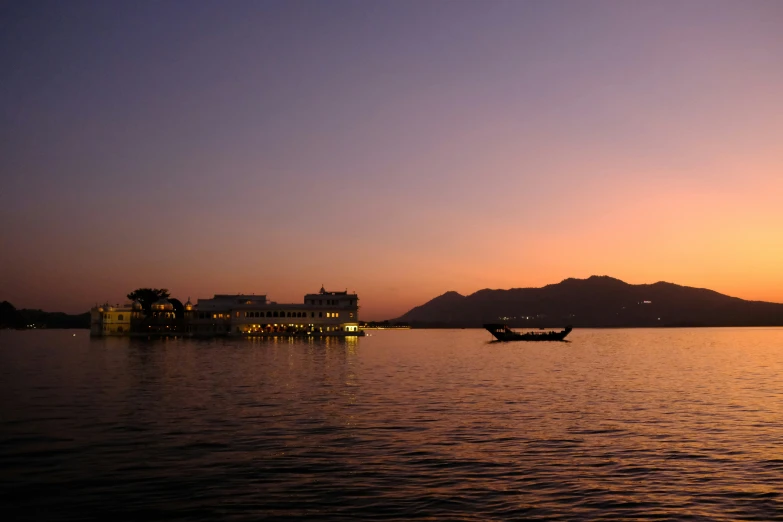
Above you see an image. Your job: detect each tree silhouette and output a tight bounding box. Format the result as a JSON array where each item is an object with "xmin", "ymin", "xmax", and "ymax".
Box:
[
  {"xmin": 168, "ymin": 298, "xmax": 184, "ymax": 319},
  {"xmin": 126, "ymin": 288, "xmax": 170, "ymax": 316}
]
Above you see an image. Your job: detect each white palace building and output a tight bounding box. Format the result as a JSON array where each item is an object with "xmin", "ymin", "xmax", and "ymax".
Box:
[
  {"xmin": 190, "ymin": 286, "xmax": 361, "ymax": 336},
  {"xmin": 90, "ymin": 286, "xmax": 361, "ymax": 337}
]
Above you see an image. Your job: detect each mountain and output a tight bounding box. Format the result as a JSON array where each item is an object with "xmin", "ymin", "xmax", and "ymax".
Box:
[
  {"xmin": 394, "ymin": 276, "xmax": 783, "ymax": 328},
  {"xmin": 0, "ymin": 301, "xmax": 89, "ymax": 329}
]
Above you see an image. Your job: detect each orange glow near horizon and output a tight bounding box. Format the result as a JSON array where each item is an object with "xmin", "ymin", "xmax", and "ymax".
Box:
[
  {"xmin": 4, "ymin": 161, "xmax": 782, "ymax": 319},
  {"xmin": 2, "ymin": 2, "xmax": 782, "ymax": 319}
]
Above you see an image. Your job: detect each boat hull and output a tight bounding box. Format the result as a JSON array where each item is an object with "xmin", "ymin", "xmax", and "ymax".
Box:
[{"xmin": 483, "ymin": 324, "xmax": 572, "ymax": 342}]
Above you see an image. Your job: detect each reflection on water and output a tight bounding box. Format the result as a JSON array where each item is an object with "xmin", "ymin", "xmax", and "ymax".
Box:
[{"xmin": 1, "ymin": 328, "xmax": 783, "ymax": 520}]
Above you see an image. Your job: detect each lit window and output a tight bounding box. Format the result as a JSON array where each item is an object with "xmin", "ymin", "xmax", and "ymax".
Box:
[{"xmin": 349, "ymin": 313, "xmax": 353, "ymax": 318}]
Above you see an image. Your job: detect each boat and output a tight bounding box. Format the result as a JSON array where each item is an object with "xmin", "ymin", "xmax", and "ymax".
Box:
[{"xmin": 483, "ymin": 324, "xmax": 572, "ymax": 342}]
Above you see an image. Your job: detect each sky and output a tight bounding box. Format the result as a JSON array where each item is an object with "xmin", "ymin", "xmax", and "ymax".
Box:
[{"xmin": 1, "ymin": 0, "xmax": 782, "ymax": 320}]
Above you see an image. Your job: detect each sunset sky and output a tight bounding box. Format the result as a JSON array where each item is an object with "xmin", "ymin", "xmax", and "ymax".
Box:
[{"xmin": 2, "ymin": 0, "xmax": 782, "ymax": 320}]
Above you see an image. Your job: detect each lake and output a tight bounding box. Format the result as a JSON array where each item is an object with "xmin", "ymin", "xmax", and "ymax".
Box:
[{"xmin": 2, "ymin": 328, "xmax": 783, "ymax": 520}]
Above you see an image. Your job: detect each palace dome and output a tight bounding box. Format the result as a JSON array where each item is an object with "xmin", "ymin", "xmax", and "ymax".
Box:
[{"xmin": 152, "ymin": 297, "xmax": 174, "ymax": 311}]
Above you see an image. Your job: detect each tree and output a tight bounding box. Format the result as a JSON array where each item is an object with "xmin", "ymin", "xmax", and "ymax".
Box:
[
  {"xmin": 168, "ymin": 298, "xmax": 184, "ymax": 319},
  {"xmin": 126, "ymin": 288, "xmax": 170, "ymax": 315}
]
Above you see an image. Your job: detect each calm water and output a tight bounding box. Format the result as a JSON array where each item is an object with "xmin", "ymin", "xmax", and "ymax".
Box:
[{"xmin": 2, "ymin": 328, "xmax": 783, "ymax": 521}]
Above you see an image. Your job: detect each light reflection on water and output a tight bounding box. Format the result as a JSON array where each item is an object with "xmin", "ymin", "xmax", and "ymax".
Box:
[{"xmin": 1, "ymin": 328, "xmax": 783, "ymax": 520}]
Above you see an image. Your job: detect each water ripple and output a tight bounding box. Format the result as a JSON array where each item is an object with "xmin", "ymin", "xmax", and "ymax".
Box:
[{"xmin": 2, "ymin": 328, "xmax": 783, "ymax": 520}]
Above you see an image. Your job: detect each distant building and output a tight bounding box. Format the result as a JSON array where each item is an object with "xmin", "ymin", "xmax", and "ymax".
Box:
[
  {"xmin": 140, "ymin": 297, "xmax": 183, "ymax": 334},
  {"xmin": 191, "ymin": 286, "xmax": 360, "ymax": 336},
  {"xmin": 90, "ymin": 301, "xmax": 141, "ymax": 336},
  {"xmin": 90, "ymin": 287, "xmax": 361, "ymax": 337}
]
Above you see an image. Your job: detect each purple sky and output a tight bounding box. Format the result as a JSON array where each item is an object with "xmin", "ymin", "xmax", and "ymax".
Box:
[{"xmin": 2, "ymin": 0, "xmax": 782, "ymax": 319}]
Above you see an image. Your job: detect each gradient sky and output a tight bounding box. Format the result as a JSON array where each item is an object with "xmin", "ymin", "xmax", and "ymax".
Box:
[{"xmin": 2, "ymin": 0, "xmax": 782, "ymax": 319}]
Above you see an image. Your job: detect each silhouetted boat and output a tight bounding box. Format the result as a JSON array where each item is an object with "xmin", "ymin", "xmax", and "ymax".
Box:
[{"xmin": 483, "ymin": 324, "xmax": 572, "ymax": 342}]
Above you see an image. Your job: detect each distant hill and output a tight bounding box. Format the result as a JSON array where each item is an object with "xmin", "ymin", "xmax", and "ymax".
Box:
[
  {"xmin": 394, "ymin": 276, "xmax": 783, "ymax": 328},
  {"xmin": 0, "ymin": 301, "xmax": 89, "ymax": 329}
]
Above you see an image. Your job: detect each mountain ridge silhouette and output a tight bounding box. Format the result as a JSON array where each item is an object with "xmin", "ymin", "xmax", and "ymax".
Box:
[{"xmin": 394, "ymin": 276, "xmax": 783, "ymax": 327}]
